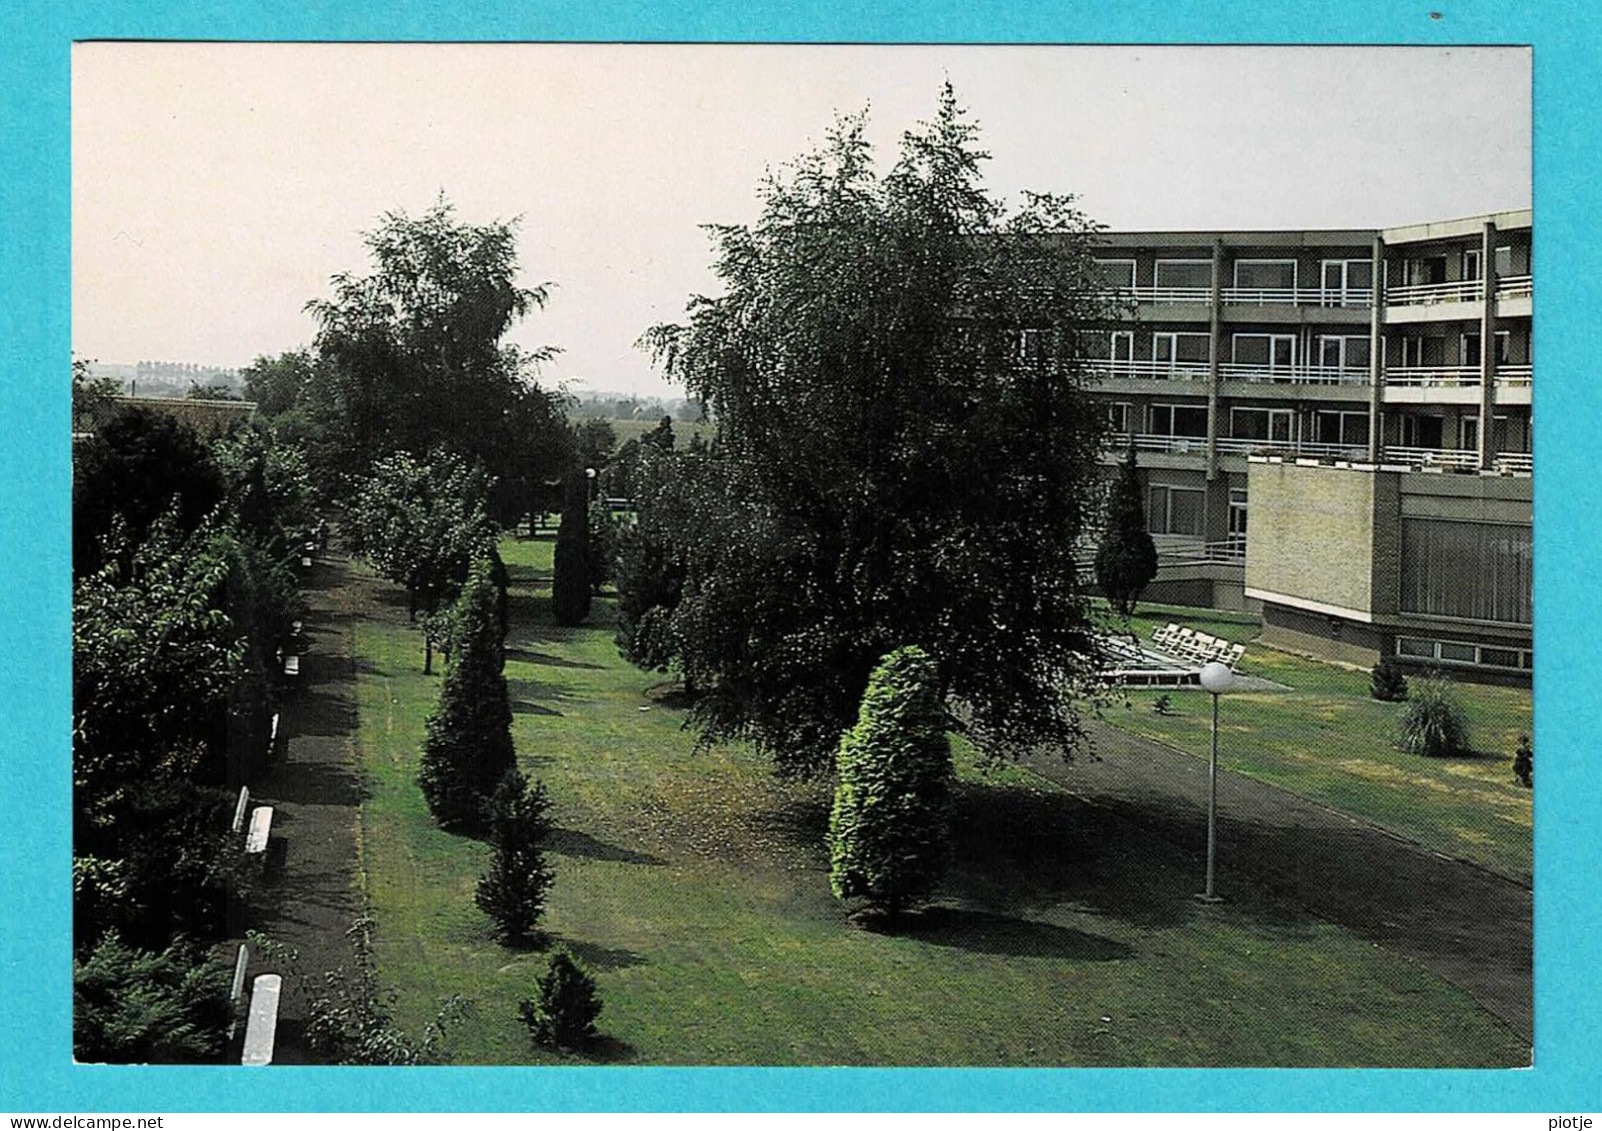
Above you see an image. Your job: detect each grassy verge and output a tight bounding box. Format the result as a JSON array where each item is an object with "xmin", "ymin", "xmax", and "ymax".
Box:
[
  {"xmin": 349, "ymin": 546, "xmax": 1526, "ymax": 1065},
  {"xmin": 1100, "ymin": 603, "xmax": 1533, "ymax": 882}
]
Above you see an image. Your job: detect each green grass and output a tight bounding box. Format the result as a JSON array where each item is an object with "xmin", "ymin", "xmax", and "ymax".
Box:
[
  {"xmin": 1101, "ymin": 603, "xmax": 1533, "ymax": 882},
  {"xmin": 349, "ymin": 546, "xmax": 1527, "ymax": 1065},
  {"xmin": 605, "ymin": 417, "xmax": 716, "ymax": 450}
]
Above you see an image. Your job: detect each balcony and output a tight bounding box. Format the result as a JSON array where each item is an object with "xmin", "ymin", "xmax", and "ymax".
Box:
[
  {"xmin": 1379, "ymin": 447, "xmax": 1531, "ymax": 475},
  {"xmin": 1219, "ymin": 362, "xmax": 1369, "ymax": 386},
  {"xmin": 1218, "ymin": 437, "xmax": 1369, "ymax": 461},
  {"xmin": 1387, "ymin": 279, "xmax": 1483, "ymax": 306},
  {"xmin": 1497, "ymin": 364, "xmax": 1533, "ymax": 387},
  {"xmin": 1220, "ymin": 287, "xmax": 1373, "ymax": 308},
  {"xmin": 1083, "ymin": 358, "xmax": 1209, "ymax": 383},
  {"xmin": 1495, "ymin": 275, "xmax": 1532, "ymax": 300},
  {"xmin": 1385, "ymin": 366, "xmax": 1481, "ymax": 389}
]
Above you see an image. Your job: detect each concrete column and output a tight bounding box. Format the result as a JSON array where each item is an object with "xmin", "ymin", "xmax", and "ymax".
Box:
[
  {"xmin": 1205, "ymin": 238, "xmax": 1223, "ymax": 481},
  {"xmin": 1369, "ymin": 235, "xmax": 1385, "ymax": 463},
  {"xmin": 1479, "ymin": 220, "xmax": 1498, "ymax": 471}
]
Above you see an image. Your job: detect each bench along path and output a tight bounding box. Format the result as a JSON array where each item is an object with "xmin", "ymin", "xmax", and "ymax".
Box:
[
  {"xmin": 1021, "ymin": 718, "xmax": 1532, "ymax": 1043},
  {"xmin": 245, "ymin": 545, "xmax": 365, "ymax": 1064}
]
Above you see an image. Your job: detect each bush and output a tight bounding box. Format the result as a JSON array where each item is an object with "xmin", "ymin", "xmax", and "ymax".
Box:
[
  {"xmin": 475, "ymin": 769, "xmax": 556, "ymax": 945},
  {"xmin": 828, "ymin": 645, "xmax": 955, "ymax": 920},
  {"xmin": 418, "ymin": 560, "xmax": 516, "ymax": 831},
  {"xmin": 1397, "ymin": 673, "xmax": 1470, "ymax": 758},
  {"xmin": 1370, "ymin": 658, "xmax": 1410, "ymax": 702},
  {"xmin": 1513, "ymin": 733, "xmax": 1532, "ymax": 788},
  {"xmin": 73, "ymin": 932, "xmax": 233, "ymax": 1064},
  {"xmin": 552, "ymin": 471, "xmax": 592, "ymax": 626},
  {"xmin": 520, "ymin": 949, "xmax": 602, "ymax": 1050},
  {"xmin": 1152, "ymin": 693, "xmax": 1174, "ymax": 716}
]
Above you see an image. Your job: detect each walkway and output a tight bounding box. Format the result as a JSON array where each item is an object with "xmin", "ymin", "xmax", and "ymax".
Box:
[
  {"xmin": 1022, "ymin": 719, "xmax": 1533, "ymax": 1041},
  {"xmin": 244, "ymin": 546, "xmax": 364, "ymax": 1064}
]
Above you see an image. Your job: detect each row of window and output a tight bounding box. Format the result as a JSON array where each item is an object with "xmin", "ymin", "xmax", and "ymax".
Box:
[
  {"xmin": 1095, "ymin": 246, "xmax": 1526, "ymax": 292},
  {"xmin": 1108, "ymin": 401, "xmax": 1526, "ymax": 452},
  {"xmin": 1395, "ymin": 636, "xmax": 1532, "ymax": 671},
  {"xmin": 1099, "ymin": 330, "xmax": 1523, "ymax": 369}
]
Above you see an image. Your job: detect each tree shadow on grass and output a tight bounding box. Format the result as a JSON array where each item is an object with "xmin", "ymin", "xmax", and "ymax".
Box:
[
  {"xmin": 512, "ymin": 700, "xmax": 564, "ymax": 717},
  {"xmin": 887, "ymin": 905, "xmax": 1134, "ymax": 961},
  {"xmin": 506, "ymin": 648, "xmax": 603, "ymax": 670},
  {"xmin": 548, "ymin": 827, "xmax": 667, "ymax": 867},
  {"xmin": 554, "ymin": 938, "xmax": 647, "ymax": 973},
  {"xmin": 581, "ymin": 1034, "xmax": 639, "ymax": 1064},
  {"xmin": 507, "ymin": 677, "xmax": 584, "ymax": 717}
]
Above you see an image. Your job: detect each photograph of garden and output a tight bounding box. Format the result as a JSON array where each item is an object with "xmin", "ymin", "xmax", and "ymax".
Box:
[{"xmin": 68, "ymin": 43, "xmax": 1532, "ymax": 1068}]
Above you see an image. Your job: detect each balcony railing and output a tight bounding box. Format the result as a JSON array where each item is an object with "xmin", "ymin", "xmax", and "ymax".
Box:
[
  {"xmin": 1127, "ymin": 433, "xmax": 1209, "ymax": 455},
  {"xmin": 1380, "ymin": 446, "xmax": 1480, "ymax": 470},
  {"xmin": 1495, "ymin": 275, "xmax": 1533, "ymax": 300},
  {"xmin": 1083, "ymin": 358, "xmax": 1209, "ymax": 382},
  {"xmin": 1497, "ymin": 364, "xmax": 1533, "ymax": 387},
  {"xmin": 1220, "ymin": 362, "xmax": 1369, "ymax": 386},
  {"xmin": 1385, "ymin": 366, "xmax": 1481, "ymax": 388},
  {"xmin": 1117, "ymin": 436, "xmax": 1532, "ymax": 473},
  {"xmin": 1099, "ymin": 286, "xmax": 1212, "ymax": 305},
  {"xmin": 1220, "ymin": 286, "xmax": 1373, "ymax": 308},
  {"xmin": 1217, "ymin": 437, "xmax": 1370, "ymax": 461},
  {"xmin": 1387, "ymin": 279, "xmax": 1484, "ymax": 306},
  {"xmin": 1496, "ymin": 452, "xmax": 1534, "ymax": 474}
]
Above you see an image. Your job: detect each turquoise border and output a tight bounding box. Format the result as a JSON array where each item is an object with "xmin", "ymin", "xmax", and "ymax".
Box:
[{"xmin": 4, "ymin": 0, "xmax": 1597, "ymax": 1112}]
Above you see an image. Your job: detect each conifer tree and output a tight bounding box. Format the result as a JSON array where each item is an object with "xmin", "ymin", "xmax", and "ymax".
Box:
[
  {"xmin": 552, "ymin": 470, "xmax": 592, "ymax": 626},
  {"xmin": 828, "ymin": 645, "xmax": 955, "ymax": 921},
  {"xmin": 417, "ymin": 560, "xmax": 515, "ymax": 831},
  {"xmin": 475, "ymin": 768, "xmax": 556, "ymax": 945},
  {"xmin": 1095, "ymin": 440, "xmax": 1159, "ymax": 620}
]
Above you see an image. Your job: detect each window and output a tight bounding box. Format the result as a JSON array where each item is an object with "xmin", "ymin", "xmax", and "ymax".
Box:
[
  {"xmin": 1400, "ymin": 520, "xmax": 1533, "ymax": 625},
  {"xmin": 1316, "ymin": 334, "xmax": 1370, "ymax": 371},
  {"xmin": 1231, "ymin": 333, "xmax": 1296, "ymax": 371},
  {"xmin": 1095, "ymin": 259, "xmax": 1136, "ymax": 289},
  {"xmin": 1400, "ymin": 415, "xmax": 1445, "ymax": 448},
  {"xmin": 1104, "ymin": 402, "xmax": 1131, "ymax": 434},
  {"xmin": 1230, "ymin": 407, "xmax": 1294, "ymax": 442},
  {"xmin": 1459, "ymin": 417, "xmax": 1479, "ymax": 451},
  {"xmin": 1228, "ymin": 488, "xmax": 1248, "ymax": 546},
  {"xmin": 1154, "ymin": 259, "xmax": 1213, "ymax": 291},
  {"xmin": 1147, "ymin": 485, "xmax": 1206, "ymax": 536},
  {"xmin": 1405, "ymin": 255, "xmax": 1448, "ymax": 286},
  {"xmin": 1149, "ymin": 403, "xmax": 1208, "ymax": 437},
  {"xmin": 1462, "ymin": 248, "xmax": 1482, "ymax": 282},
  {"xmin": 1233, "ymin": 259, "xmax": 1297, "ymax": 291},
  {"xmin": 1109, "ymin": 330, "xmax": 1134, "ymax": 363},
  {"xmin": 1395, "ymin": 637, "xmax": 1532, "ymax": 670},
  {"xmin": 1152, "ymin": 332, "xmax": 1211, "ymax": 375},
  {"xmin": 1320, "ymin": 259, "xmax": 1373, "ymax": 303},
  {"xmin": 1461, "ymin": 331, "xmax": 1511, "ymax": 367},
  {"xmin": 1398, "ymin": 336, "xmax": 1446, "ymax": 368},
  {"xmin": 1493, "ymin": 245, "xmax": 1516, "ymax": 277},
  {"xmin": 1313, "ymin": 410, "xmax": 1369, "ymax": 447}
]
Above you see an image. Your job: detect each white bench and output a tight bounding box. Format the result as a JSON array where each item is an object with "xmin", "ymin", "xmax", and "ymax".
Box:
[
  {"xmin": 245, "ymin": 806, "xmax": 274, "ymax": 856},
  {"xmin": 283, "ymin": 655, "xmax": 300, "ymax": 678},
  {"xmin": 241, "ymin": 974, "xmax": 282, "ymax": 1066},
  {"xmin": 231, "ymin": 787, "xmax": 251, "ymax": 835},
  {"xmin": 227, "ymin": 944, "xmax": 250, "ymax": 1040}
]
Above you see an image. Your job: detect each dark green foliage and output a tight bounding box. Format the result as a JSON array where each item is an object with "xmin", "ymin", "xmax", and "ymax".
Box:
[
  {"xmin": 72, "ymin": 405, "xmax": 225, "ymax": 577},
  {"xmin": 73, "ymin": 932, "xmax": 233, "ymax": 1063},
  {"xmin": 418, "ymin": 561, "xmax": 516, "ymax": 831},
  {"xmin": 475, "ymin": 769, "xmax": 556, "ymax": 945},
  {"xmin": 640, "ymin": 86, "xmax": 1113, "ymax": 776},
  {"xmin": 1095, "ymin": 442, "xmax": 1159, "ymax": 619},
  {"xmin": 241, "ymin": 350, "xmax": 316, "ymax": 418},
  {"xmin": 614, "ymin": 443, "xmax": 689, "ymax": 673},
  {"xmin": 1513, "ymin": 733, "xmax": 1532, "ymax": 788},
  {"xmin": 1152, "ymin": 693, "xmax": 1174, "ymax": 716},
  {"xmin": 643, "ymin": 415, "xmax": 675, "ymax": 453},
  {"xmin": 1371, "ymin": 658, "xmax": 1410, "ymax": 702},
  {"xmin": 587, "ymin": 496, "xmax": 618, "ymax": 594},
  {"xmin": 520, "ymin": 949, "xmax": 602, "ymax": 1050},
  {"xmin": 302, "ymin": 197, "xmax": 567, "ymax": 524},
  {"xmin": 71, "ymin": 356, "xmax": 121, "ymax": 432},
  {"xmin": 828, "ymin": 646, "xmax": 955, "ymax": 919},
  {"xmin": 489, "ymin": 544, "xmax": 511, "ymax": 641},
  {"xmin": 1398, "ymin": 673, "xmax": 1471, "ymax": 758},
  {"xmin": 552, "ymin": 471, "xmax": 593, "ymax": 626}
]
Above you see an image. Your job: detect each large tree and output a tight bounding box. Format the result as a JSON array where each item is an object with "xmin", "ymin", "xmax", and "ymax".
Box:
[
  {"xmin": 302, "ymin": 197, "xmax": 567, "ymax": 520},
  {"xmin": 639, "ymin": 86, "xmax": 1116, "ymax": 776}
]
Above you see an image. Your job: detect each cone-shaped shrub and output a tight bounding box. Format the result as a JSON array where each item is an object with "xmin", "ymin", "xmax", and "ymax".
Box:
[
  {"xmin": 1370, "ymin": 657, "xmax": 1409, "ymax": 702},
  {"xmin": 519, "ymin": 948, "xmax": 602, "ymax": 1050},
  {"xmin": 552, "ymin": 471, "xmax": 592, "ymax": 626},
  {"xmin": 828, "ymin": 645, "xmax": 955, "ymax": 920},
  {"xmin": 418, "ymin": 559, "xmax": 515, "ymax": 831},
  {"xmin": 475, "ymin": 768, "xmax": 556, "ymax": 945},
  {"xmin": 1095, "ymin": 440, "xmax": 1159, "ymax": 620}
]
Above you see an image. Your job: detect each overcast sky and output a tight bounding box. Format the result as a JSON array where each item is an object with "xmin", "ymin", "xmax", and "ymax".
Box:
[{"xmin": 72, "ymin": 43, "xmax": 1530, "ymax": 396}]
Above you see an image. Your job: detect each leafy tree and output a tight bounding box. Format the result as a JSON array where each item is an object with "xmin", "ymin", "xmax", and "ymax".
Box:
[
  {"xmin": 1398, "ymin": 672, "xmax": 1471, "ymax": 758},
  {"xmin": 302, "ymin": 198, "xmax": 566, "ymax": 520},
  {"xmin": 614, "ymin": 444, "xmax": 690, "ymax": 673},
  {"xmin": 1095, "ymin": 440, "xmax": 1159, "ymax": 620},
  {"xmin": 187, "ymin": 381, "xmax": 241, "ymax": 401},
  {"xmin": 574, "ymin": 418, "xmax": 618, "ymax": 472},
  {"xmin": 71, "ymin": 405, "xmax": 225, "ymax": 577},
  {"xmin": 73, "ymin": 932, "xmax": 233, "ymax": 1064},
  {"xmin": 417, "ymin": 560, "xmax": 516, "ymax": 831},
  {"xmin": 71, "ymin": 356, "xmax": 121, "ymax": 433},
  {"xmin": 827, "ymin": 645, "xmax": 955, "ymax": 920},
  {"xmin": 552, "ymin": 470, "xmax": 593, "ymax": 626},
  {"xmin": 348, "ymin": 451, "xmax": 497, "ymax": 668},
  {"xmin": 643, "ymin": 414, "xmax": 675, "ymax": 453},
  {"xmin": 520, "ymin": 949, "xmax": 602, "ymax": 1051},
  {"xmin": 475, "ymin": 769, "xmax": 556, "ymax": 946},
  {"xmin": 241, "ymin": 349, "xmax": 316, "ymax": 418},
  {"xmin": 640, "ymin": 86, "xmax": 1115, "ymax": 776},
  {"xmin": 587, "ymin": 496, "xmax": 618, "ymax": 594}
]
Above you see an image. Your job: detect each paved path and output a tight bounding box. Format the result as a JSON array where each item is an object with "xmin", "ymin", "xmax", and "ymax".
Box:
[
  {"xmin": 1022, "ymin": 719, "xmax": 1532, "ymax": 1041},
  {"xmin": 246, "ymin": 547, "xmax": 364, "ymax": 1064}
]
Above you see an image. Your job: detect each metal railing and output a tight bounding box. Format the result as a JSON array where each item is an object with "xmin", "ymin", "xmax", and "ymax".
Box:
[
  {"xmin": 1083, "ymin": 358, "xmax": 1210, "ymax": 382},
  {"xmin": 1386, "ymin": 279, "xmax": 1484, "ymax": 306},
  {"xmin": 1219, "ymin": 362, "xmax": 1369, "ymax": 386},
  {"xmin": 1495, "ymin": 275, "xmax": 1533, "ymax": 300},
  {"xmin": 1220, "ymin": 286, "xmax": 1373, "ymax": 308},
  {"xmin": 1495, "ymin": 452, "xmax": 1534, "ymax": 474},
  {"xmin": 1379, "ymin": 445, "xmax": 1480, "ymax": 470},
  {"xmin": 1128, "ymin": 433, "xmax": 1209, "ymax": 455},
  {"xmin": 1385, "ymin": 366, "xmax": 1482, "ymax": 388},
  {"xmin": 1216, "ymin": 438, "xmax": 1370, "ymax": 461},
  {"xmin": 1497, "ymin": 364, "xmax": 1533, "ymax": 387}
]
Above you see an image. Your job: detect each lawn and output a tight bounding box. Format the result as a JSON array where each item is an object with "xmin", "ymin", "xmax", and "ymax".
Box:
[
  {"xmin": 1098, "ymin": 603, "xmax": 1534, "ymax": 883},
  {"xmin": 348, "ymin": 542, "xmax": 1527, "ymax": 1066}
]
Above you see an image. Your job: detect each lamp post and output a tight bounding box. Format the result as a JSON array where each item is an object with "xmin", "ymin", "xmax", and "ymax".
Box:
[{"xmin": 1196, "ymin": 660, "xmax": 1237, "ymax": 903}]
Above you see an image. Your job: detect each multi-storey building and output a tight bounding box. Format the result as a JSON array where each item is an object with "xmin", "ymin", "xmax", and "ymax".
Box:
[{"xmin": 1086, "ymin": 209, "xmax": 1532, "ymax": 680}]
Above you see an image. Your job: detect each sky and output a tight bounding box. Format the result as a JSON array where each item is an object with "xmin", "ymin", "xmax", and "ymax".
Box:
[{"xmin": 72, "ymin": 43, "xmax": 1530, "ymax": 397}]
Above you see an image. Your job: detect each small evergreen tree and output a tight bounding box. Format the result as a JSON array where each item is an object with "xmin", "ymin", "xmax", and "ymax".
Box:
[
  {"xmin": 418, "ymin": 560, "xmax": 516, "ymax": 831},
  {"xmin": 1398, "ymin": 672, "xmax": 1471, "ymax": 758},
  {"xmin": 1370, "ymin": 657, "xmax": 1410, "ymax": 702},
  {"xmin": 552, "ymin": 470, "xmax": 592, "ymax": 626},
  {"xmin": 1095, "ymin": 441, "xmax": 1159, "ymax": 621},
  {"xmin": 475, "ymin": 769, "xmax": 556, "ymax": 946},
  {"xmin": 1513, "ymin": 733, "xmax": 1532, "ymax": 788},
  {"xmin": 586, "ymin": 496, "xmax": 617, "ymax": 595},
  {"xmin": 520, "ymin": 949, "xmax": 602, "ymax": 1050},
  {"xmin": 73, "ymin": 932, "xmax": 233, "ymax": 1064},
  {"xmin": 828, "ymin": 645, "xmax": 955, "ymax": 921}
]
